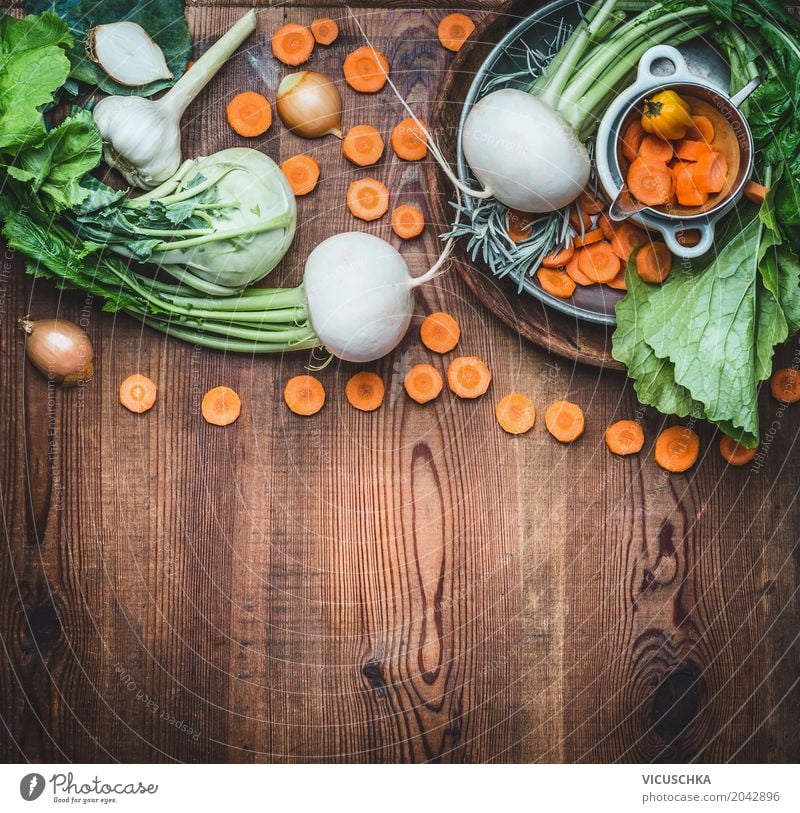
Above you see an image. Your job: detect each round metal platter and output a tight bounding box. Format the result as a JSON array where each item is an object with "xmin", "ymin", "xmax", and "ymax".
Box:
[{"xmin": 454, "ymin": 0, "xmax": 730, "ymax": 326}]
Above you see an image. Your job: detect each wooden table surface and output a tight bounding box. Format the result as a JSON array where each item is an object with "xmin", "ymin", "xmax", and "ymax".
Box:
[{"xmin": 1, "ymin": 1, "xmax": 798, "ymax": 764}]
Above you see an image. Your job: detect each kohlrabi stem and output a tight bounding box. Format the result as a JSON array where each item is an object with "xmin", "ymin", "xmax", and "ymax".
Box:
[
  {"xmin": 149, "ymin": 214, "xmax": 293, "ymax": 252},
  {"xmin": 162, "ymin": 286, "xmax": 307, "ymax": 312},
  {"xmin": 160, "ymin": 9, "xmax": 257, "ymax": 117}
]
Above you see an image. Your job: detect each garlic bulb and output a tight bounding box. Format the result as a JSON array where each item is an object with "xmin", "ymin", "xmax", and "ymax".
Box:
[
  {"xmin": 93, "ymin": 9, "xmax": 257, "ymax": 189},
  {"xmin": 87, "ymin": 22, "xmax": 172, "ymax": 86}
]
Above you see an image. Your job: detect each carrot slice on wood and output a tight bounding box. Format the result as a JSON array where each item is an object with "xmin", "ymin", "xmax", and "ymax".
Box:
[
  {"xmin": 770, "ymin": 367, "xmax": 800, "ymax": 403},
  {"xmin": 578, "ymin": 241, "xmax": 621, "ymax": 283},
  {"xmin": 447, "ymin": 356, "xmax": 491, "ymax": 399},
  {"xmin": 280, "ymin": 154, "xmax": 320, "ymax": 196},
  {"xmin": 404, "ymin": 363, "xmax": 443, "ymax": 404},
  {"xmin": 420, "ymin": 312, "xmax": 460, "ymax": 353},
  {"xmin": 686, "ymin": 114, "xmax": 714, "ymax": 144},
  {"xmin": 391, "ymin": 204, "xmax": 425, "ymax": 239},
  {"xmin": 343, "ymin": 46, "xmax": 390, "ymax": 93},
  {"xmin": 673, "ymin": 161, "xmax": 708, "ymax": 206},
  {"xmin": 610, "ymin": 222, "xmax": 648, "ymax": 261},
  {"xmin": 343, "ymin": 124, "xmax": 384, "ymax": 166},
  {"xmin": 578, "ymin": 189, "xmax": 606, "ymax": 215},
  {"xmin": 638, "ymin": 134, "xmax": 673, "ymax": 163},
  {"xmin": 272, "ymin": 23, "xmax": 315, "ymax": 66},
  {"xmin": 201, "ymin": 386, "xmax": 241, "ymax": 426},
  {"xmin": 606, "ymin": 270, "xmax": 627, "ymax": 291},
  {"xmin": 496, "ymin": 393, "xmax": 536, "ymax": 435},
  {"xmin": 119, "ymin": 374, "xmax": 157, "ymax": 414},
  {"xmin": 537, "ymin": 266, "xmax": 576, "ymax": 299},
  {"xmin": 654, "ymin": 425, "xmax": 700, "ymax": 472},
  {"xmin": 284, "ymin": 375, "xmax": 325, "ymax": 415},
  {"xmin": 674, "ymin": 139, "xmax": 713, "ymax": 162},
  {"xmin": 719, "ymin": 435, "xmax": 757, "ymax": 466},
  {"xmin": 572, "ymin": 228, "xmax": 604, "ymax": 249},
  {"xmin": 506, "ymin": 208, "xmax": 534, "ymax": 243},
  {"xmin": 605, "ymin": 420, "xmax": 644, "ymax": 455},
  {"xmin": 437, "ymin": 12, "xmax": 475, "ymax": 51},
  {"xmin": 597, "ymin": 211, "xmax": 616, "ymax": 240},
  {"xmin": 544, "ymin": 400, "xmax": 585, "ymax": 443},
  {"xmin": 226, "ymin": 91, "xmax": 272, "ymax": 137},
  {"xmin": 622, "ymin": 119, "xmax": 645, "ymax": 163},
  {"xmin": 565, "ymin": 252, "xmax": 595, "ymax": 286},
  {"xmin": 541, "ymin": 243, "xmax": 575, "ymax": 268},
  {"xmin": 628, "ymin": 158, "xmax": 674, "ymax": 206},
  {"xmin": 310, "ymin": 17, "xmax": 339, "ymax": 45},
  {"xmin": 390, "ymin": 117, "xmax": 428, "ymax": 161},
  {"xmin": 744, "ymin": 181, "xmax": 769, "ymax": 205},
  {"xmin": 345, "ymin": 371, "xmax": 385, "ymax": 411},
  {"xmin": 346, "ymin": 177, "xmax": 389, "ymax": 221},
  {"xmin": 635, "ymin": 241, "xmax": 672, "ymax": 284},
  {"xmin": 693, "ymin": 151, "xmax": 727, "ymax": 194}
]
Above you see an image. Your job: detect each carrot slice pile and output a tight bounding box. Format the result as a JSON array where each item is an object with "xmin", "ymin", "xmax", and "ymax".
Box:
[
  {"xmin": 605, "ymin": 420, "xmax": 644, "ymax": 455},
  {"xmin": 391, "ymin": 117, "xmax": 428, "ymax": 161},
  {"xmin": 119, "ymin": 374, "xmax": 157, "ymax": 414},
  {"xmin": 310, "ymin": 17, "xmax": 338, "ymax": 45},
  {"xmin": 272, "ymin": 23, "xmax": 315, "ymax": 66},
  {"xmin": 226, "ymin": 91, "xmax": 272, "ymax": 137},
  {"xmin": 537, "ymin": 266, "xmax": 576, "ymax": 299},
  {"xmin": 447, "ymin": 356, "xmax": 491, "ymax": 399},
  {"xmin": 578, "ymin": 241, "xmax": 621, "ymax": 283},
  {"xmin": 673, "ymin": 161, "xmax": 707, "ymax": 207},
  {"xmin": 404, "ymin": 363, "xmax": 443, "ymax": 404},
  {"xmin": 506, "ymin": 209, "xmax": 534, "ymax": 243},
  {"xmin": 635, "ymin": 241, "xmax": 672, "ymax": 284},
  {"xmin": 420, "ymin": 312, "xmax": 460, "ymax": 353},
  {"xmin": 654, "ymin": 425, "xmax": 700, "ymax": 472},
  {"xmin": 437, "ymin": 13, "xmax": 475, "ymax": 52},
  {"xmin": 391, "ymin": 204, "xmax": 425, "ymax": 239},
  {"xmin": 343, "ymin": 124, "xmax": 384, "ymax": 166},
  {"xmin": 343, "ymin": 46, "xmax": 390, "ymax": 93},
  {"xmin": 544, "ymin": 400, "xmax": 585, "ymax": 443},
  {"xmin": 346, "ymin": 177, "xmax": 389, "ymax": 221},
  {"xmin": 693, "ymin": 150, "xmax": 727, "ymax": 194},
  {"xmin": 201, "ymin": 386, "xmax": 241, "ymax": 426},
  {"xmin": 495, "ymin": 393, "xmax": 536, "ymax": 435},
  {"xmin": 345, "ymin": 371, "xmax": 385, "ymax": 411},
  {"xmin": 284, "ymin": 375, "xmax": 326, "ymax": 415},
  {"xmin": 719, "ymin": 435, "xmax": 757, "ymax": 466},
  {"xmin": 280, "ymin": 154, "xmax": 320, "ymax": 196},
  {"xmin": 770, "ymin": 367, "xmax": 800, "ymax": 403}
]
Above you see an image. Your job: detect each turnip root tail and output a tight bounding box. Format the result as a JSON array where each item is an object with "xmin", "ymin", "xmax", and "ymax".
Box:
[{"xmin": 345, "ymin": 6, "xmax": 492, "ymax": 201}]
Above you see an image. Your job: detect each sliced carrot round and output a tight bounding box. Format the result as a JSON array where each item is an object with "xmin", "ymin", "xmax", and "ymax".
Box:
[
  {"xmin": 343, "ymin": 46, "xmax": 390, "ymax": 93},
  {"xmin": 610, "ymin": 222, "xmax": 648, "ymax": 261},
  {"xmin": 310, "ymin": 17, "xmax": 338, "ymax": 45},
  {"xmin": 201, "ymin": 386, "xmax": 241, "ymax": 426},
  {"xmin": 578, "ymin": 241, "xmax": 621, "ymax": 283},
  {"xmin": 119, "ymin": 373, "xmax": 157, "ymax": 414},
  {"xmin": 404, "ymin": 363, "xmax": 443, "ymax": 404},
  {"xmin": 719, "ymin": 435, "xmax": 757, "ymax": 466},
  {"xmin": 496, "ymin": 393, "xmax": 536, "ymax": 435},
  {"xmin": 506, "ymin": 208, "xmax": 534, "ymax": 243},
  {"xmin": 537, "ymin": 266, "xmax": 576, "ymax": 299},
  {"xmin": 390, "ymin": 117, "xmax": 428, "ymax": 161},
  {"xmin": 565, "ymin": 252, "xmax": 595, "ymax": 286},
  {"xmin": 420, "ymin": 312, "xmax": 460, "ymax": 354},
  {"xmin": 635, "ymin": 241, "xmax": 672, "ymax": 284},
  {"xmin": 544, "ymin": 400, "xmax": 585, "ymax": 443},
  {"xmin": 605, "ymin": 420, "xmax": 644, "ymax": 455},
  {"xmin": 272, "ymin": 23, "xmax": 315, "ymax": 66},
  {"xmin": 770, "ymin": 367, "xmax": 800, "ymax": 403},
  {"xmin": 541, "ymin": 243, "xmax": 574, "ymax": 268},
  {"xmin": 638, "ymin": 134, "xmax": 673, "ymax": 163},
  {"xmin": 578, "ymin": 189, "xmax": 606, "ymax": 215},
  {"xmin": 345, "ymin": 371, "xmax": 385, "ymax": 411},
  {"xmin": 572, "ymin": 228, "xmax": 604, "ymax": 249},
  {"xmin": 346, "ymin": 177, "xmax": 389, "ymax": 221},
  {"xmin": 687, "ymin": 114, "xmax": 714, "ymax": 144},
  {"xmin": 343, "ymin": 124, "xmax": 384, "ymax": 167},
  {"xmin": 654, "ymin": 425, "xmax": 700, "ymax": 472},
  {"xmin": 606, "ymin": 270, "xmax": 628, "ymax": 291},
  {"xmin": 284, "ymin": 375, "xmax": 325, "ymax": 416},
  {"xmin": 628, "ymin": 158, "xmax": 674, "ymax": 206},
  {"xmin": 280, "ymin": 154, "xmax": 320, "ymax": 196},
  {"xmin": 391, "ymin": 204, "xmax": 425, "ymax": 239},
  {"xmin": 447, "ymin": 356, "xmax": 491, "ymax": 399},
  {"xmin": 437, "ymin": 12, "xmax": 475, "ymax": 52},
  {"xmin": 226, "ymin": 91, "xmax": 272, "ymax": 138},
  {"xmin": 621, "ymin": 119, "xmax": 645, "ymax": 163}
]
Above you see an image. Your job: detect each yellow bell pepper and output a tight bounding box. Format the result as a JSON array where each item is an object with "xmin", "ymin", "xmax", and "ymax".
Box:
[{"xmin": 640, "ymin": 90, "xmax": 693, "ymax": 141}]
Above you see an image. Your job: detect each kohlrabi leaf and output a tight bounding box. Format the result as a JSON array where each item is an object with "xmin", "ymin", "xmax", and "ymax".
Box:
[{"xmin": 25, "ymin": 0, "xmax": 191, "ymax": 97}]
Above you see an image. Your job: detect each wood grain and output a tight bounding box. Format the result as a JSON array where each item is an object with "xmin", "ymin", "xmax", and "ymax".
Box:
[{"xmin": 0, "ymin": 2, "xmax": 798, "ymax": 764}]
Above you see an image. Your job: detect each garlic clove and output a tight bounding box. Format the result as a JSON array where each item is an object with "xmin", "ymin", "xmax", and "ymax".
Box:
[{"xmin": 87, "ymin": 22, "xmax": 173, "ymax": 87}]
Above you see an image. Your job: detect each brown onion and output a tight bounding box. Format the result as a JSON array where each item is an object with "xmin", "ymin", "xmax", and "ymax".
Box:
[
  {"xmin": 276, "ymin": 71, "xmax": 342, "ymax": 139},
  {"xmin": 19, "ymin": 318, "xmax": 94, "ymax": 387}
]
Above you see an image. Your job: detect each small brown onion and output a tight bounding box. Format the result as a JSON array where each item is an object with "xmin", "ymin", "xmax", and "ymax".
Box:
[
  {"xmin": 276, "ymin": 70, "xmax": 342, "ymax": 139},
  {"xmin": 19, "ymin": 318, "xmax": 94, "ymax": 387}
]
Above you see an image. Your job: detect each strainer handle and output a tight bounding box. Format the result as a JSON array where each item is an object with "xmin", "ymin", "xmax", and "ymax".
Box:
[
  {"xmin": 659, "ymin": 220, "xmax": 715, "ymax": 259},
  {"xmin": 637, "ymin": 45, "xmax": 695, "ymax": 85}
]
